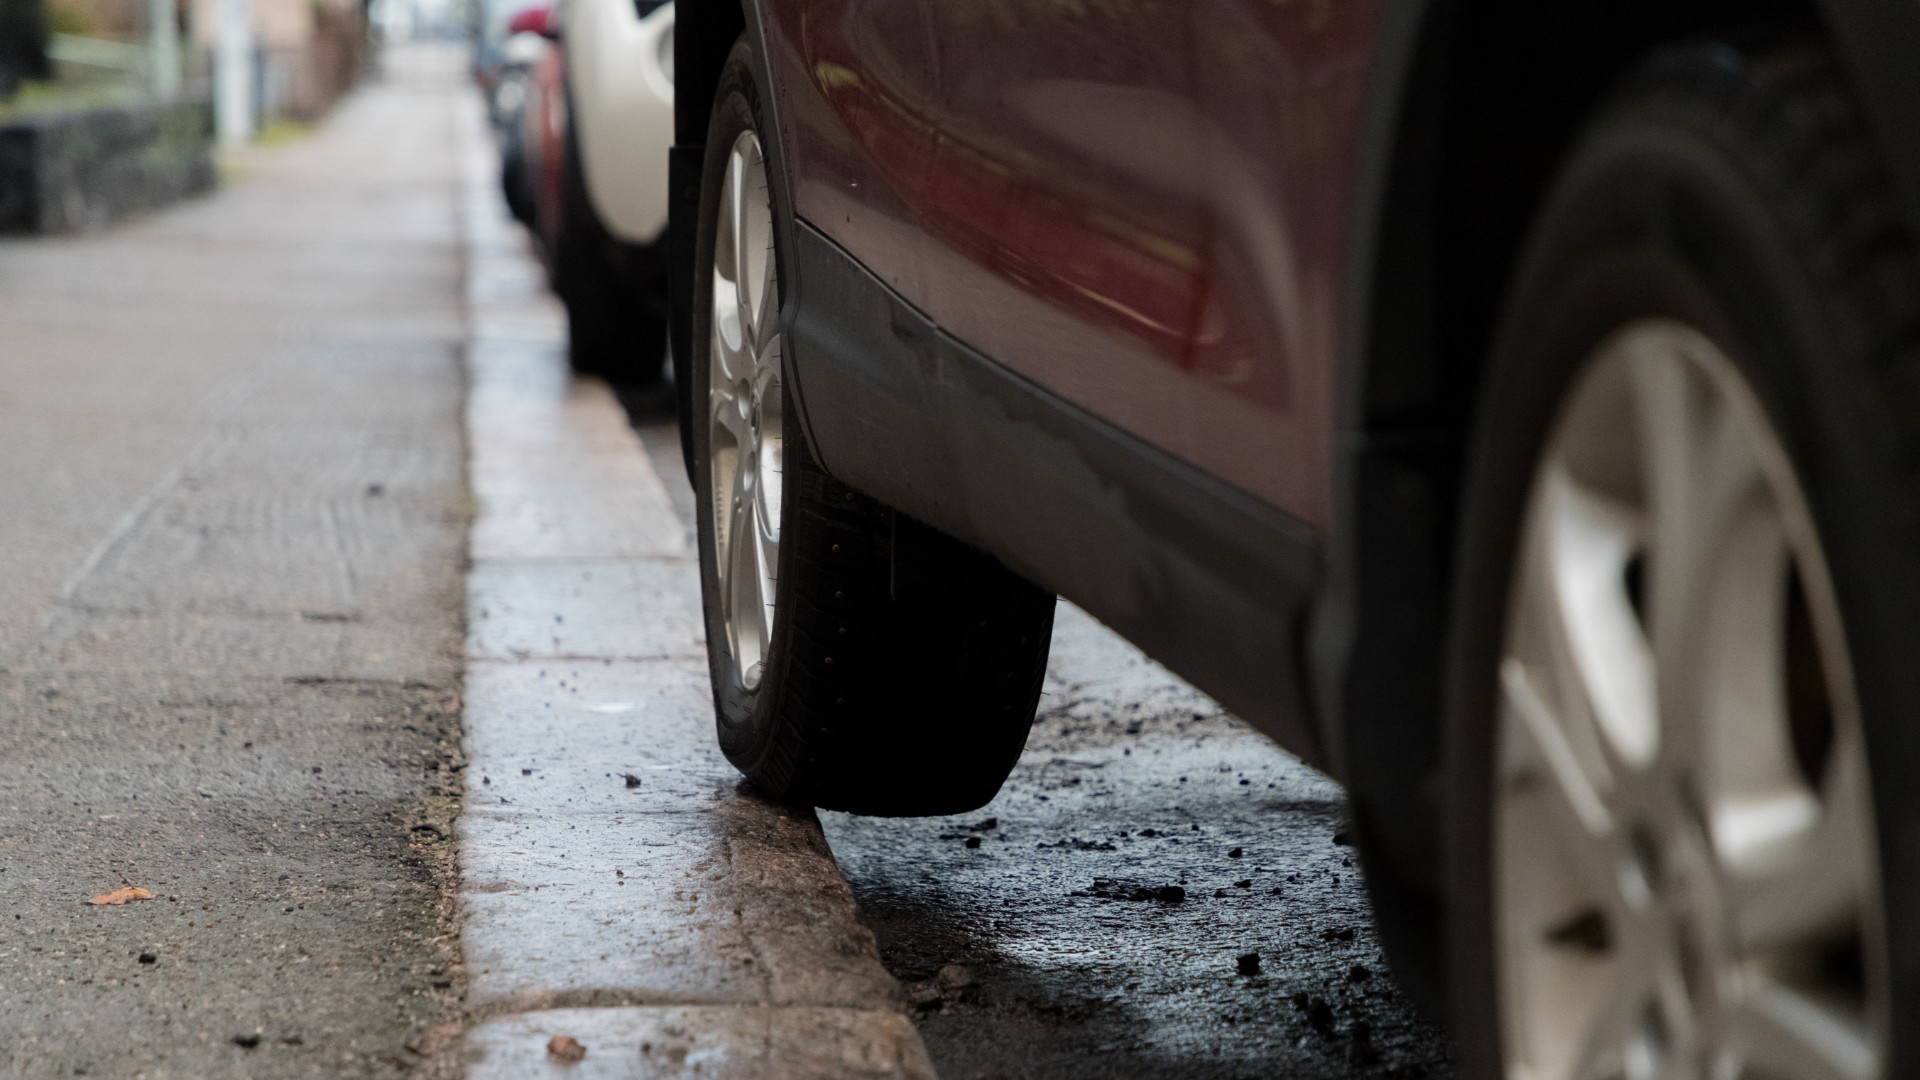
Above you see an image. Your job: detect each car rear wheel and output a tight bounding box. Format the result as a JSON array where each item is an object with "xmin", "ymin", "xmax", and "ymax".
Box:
[
  {"xmin": 1447, "ymin": 41, "xmax": 1920, "ymax": 1080},
  {"xmin": 691, "ymin": 42, "xmax": 1057, "ymax": 816}
]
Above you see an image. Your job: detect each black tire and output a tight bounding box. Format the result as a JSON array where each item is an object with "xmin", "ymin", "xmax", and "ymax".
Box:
[
  {"xmin": 499, "ymin": 104, "xmax": 536, "ymax": 228},
  {"xmin": 553, "ymin": 101, "xmax": 667, "ymax": 386},
  {"xmin": 691, "ymin": 40, "xmax": 1057, "ymax": 816},
  {"xmin": 1444, "ymin": 40, "xmax": 1920, "ymax": 1077}
]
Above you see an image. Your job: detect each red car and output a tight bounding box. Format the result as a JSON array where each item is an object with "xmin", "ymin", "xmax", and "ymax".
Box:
[{"xmin": 669, "ymin": 4, "xmax": 1920, "ymax": 1076}]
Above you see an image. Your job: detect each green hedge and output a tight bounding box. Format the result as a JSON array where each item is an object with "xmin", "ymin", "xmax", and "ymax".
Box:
[{"xmin": 0, "ymin": 0, "xmax": 51, "ymax": 95}]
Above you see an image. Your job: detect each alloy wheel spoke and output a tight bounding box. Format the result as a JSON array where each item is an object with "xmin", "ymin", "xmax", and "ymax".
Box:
[
  {"xmin": 1535, "ymin": 464, "xmax": 1658, "ymax": 772},
  {"xmin": 727, "ymin": 476, "xmax": 761, "ymax": 656},
  {"xmin": 728, "ymin": 144, "xmax": 763, "ymax": 353},
  {"xmin": 1502, "ymin": 657, "xmax": 1623, "ymax": 900},
  {"xmin": 735, "ymin": 164, "xmax": 775, "ymax": 355},
  {"xmin": 1666, "ymin": 506, "xmax": 1792, "ymax": 807},
  {"xmin": 1558, "ymin": 951, "xmax": 1666, "ymax": 1080},
  {"xmin": 725, "ymin": 141, "xmax": 749, "ymax": 279},
  {"xmin": 710, "ymin": 151, "xmax": 748, "ymax": 376},
  {"xmin": 751, "ymin": 247, "xmax": 777, "ymax": 352},
  {"xmin": 1726, "ymin": 980, "xmax": 1877, "ymax": 1080},
  {"xmin": 1627, "ymin": 330, "xmax": 1716, "ymax": 606},
  {"xmin": 709, "ymin": 376, "xmax": 749, "ymax": 446},
  {"xmin": 749, "ymin": 344, "xmax": 783, "ymax": 653},
  {"xmin": 1728, "ymin": 736, "xmax": 1870, "ymax": 950},
  {"xmin": 750, "ymin": 463, "xmax": 779, "ymax": 649},
  {"xmin": 710, "ymin": 361, "xmax": 744, "ymax": 424},
  {"xmin": 711, "ymin": 308, "xmax": 751, "ymax": 384},
  {"xmin": 753, "ymin": 227, "xmax": 778, "ymax": 354},
  {"xmin": 1625, "ymin": 330, "xmax": 1767, "ymax": 717},
  {"xmin": 753, "ymin": 333, "xmax": 782, "ymax": 396},
  {"xmin": 753, "ymin": 342, "xmax": 784, "ymax": 508}
]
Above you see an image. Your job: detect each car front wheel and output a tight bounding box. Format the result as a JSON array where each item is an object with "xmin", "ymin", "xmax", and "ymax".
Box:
[{"xmin": 1447, "ymin": 40, "xmax": 1920, "ymax": 1080}]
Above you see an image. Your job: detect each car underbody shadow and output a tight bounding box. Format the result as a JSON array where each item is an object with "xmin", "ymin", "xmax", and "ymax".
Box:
[{"xmin": 821, "ymin": 606, "xmax": 1456, "ymax": 1079}]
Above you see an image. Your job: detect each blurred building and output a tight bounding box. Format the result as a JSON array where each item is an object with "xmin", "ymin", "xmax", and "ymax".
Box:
[
  {"xmin": 0, "ymin": 0, "xmax": 368, "ymax": 233},
  {"xmin": 188, "ymin": 0, "xmax": 364, "ymax": 121},
  {"xmin": 48, "ymin": 0, "xmax": 144, "ymax": 36}
]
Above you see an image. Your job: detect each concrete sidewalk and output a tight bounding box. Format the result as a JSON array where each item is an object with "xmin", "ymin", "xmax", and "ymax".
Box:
[
  {"xmin": 0, "ymin": 47, "xmax": 469, "ymax": 1078},
  {"xmin": 451, "ymin": 79, "xmax": 933, "ymax": 1080}
]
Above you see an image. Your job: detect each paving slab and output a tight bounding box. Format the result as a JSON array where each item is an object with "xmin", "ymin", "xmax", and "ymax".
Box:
[{"xmin": 468, "ymin": 561, "xmax": 704, "ymax": 662}]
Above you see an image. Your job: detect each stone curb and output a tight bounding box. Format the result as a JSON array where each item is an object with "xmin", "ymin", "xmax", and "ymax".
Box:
[
  {"xmin": 450, "ymin": 94, "xmax": 930, "ymax": 1078},
  {"xmin": 468, "ymin": 1006, "xmax": 935, "ymax": 1079}
]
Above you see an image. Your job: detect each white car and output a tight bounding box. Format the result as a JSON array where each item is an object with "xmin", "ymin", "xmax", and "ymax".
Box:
[
  {"xmin": 542, "ymin": 0, "xmax": 673, "ymax": 383},
  {"xmin": 565, "ymin": 0, "xmax": 673, "ymax": 247}
]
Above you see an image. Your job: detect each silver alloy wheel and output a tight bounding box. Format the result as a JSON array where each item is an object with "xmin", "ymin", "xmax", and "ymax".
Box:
[
  {"xmin": 708, "ymin": 129, "xmax": 782, "ymax": 692},
  {"xmin": 1495, "ymin": 320, "xmax": 1887, "ymax": 1080}
]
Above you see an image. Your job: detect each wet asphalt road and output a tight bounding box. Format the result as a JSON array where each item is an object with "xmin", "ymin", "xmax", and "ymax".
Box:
[{"xmin": 629, "ymin": 404, "xmax": 1456, "ymax": 1080}]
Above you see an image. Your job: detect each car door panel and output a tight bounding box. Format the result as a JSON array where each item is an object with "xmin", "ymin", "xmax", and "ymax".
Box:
[
  {"xmin": 1188, "ymin": 0, "xmax": 1380, "ymax": 531},
  {"xmin": 748, "ymin": 0, "xmax": 1373, "ymax": 767},
  {"xmin": 756, "ymin": 0, "xmax": 1375, "ymax": 528},
  {"xmin": 784, "ymin": 220, "xmax": 1330, "ymax": 769},
  {"xmin": 761, "ymin": 0, "xmax": 943, "ymax": 303}
]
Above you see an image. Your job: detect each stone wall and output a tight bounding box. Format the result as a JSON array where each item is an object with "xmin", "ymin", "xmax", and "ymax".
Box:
[{"xmin": 0, "ymin": 94, "xmax": 213, "ymax": 232}]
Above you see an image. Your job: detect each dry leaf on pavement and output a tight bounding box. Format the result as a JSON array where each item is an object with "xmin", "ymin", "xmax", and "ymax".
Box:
[
  {"xmin": 87, "ymin": 886, "xmax": 154, "ymax": 906},
  {"xmin": 546, "ymin": 1035, "xmax": 587, "ymax": 1062}
]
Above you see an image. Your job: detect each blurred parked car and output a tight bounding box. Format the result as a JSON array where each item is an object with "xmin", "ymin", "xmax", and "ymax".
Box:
[
  {"xmin": 505, "ymin": 0, "xmax": 672, "ymax": 384},
  {"xmin": 471, "ymin": 0, "xmax": 547, "ymax": 117},
  {"xmin": 492, "ymin": 7, "xmax": 552, "ymax": 228},
  {"xmin": 672, "ymin": 4, "xmax": 1920, "ymax": 1078},
  {"xmin": 565, "ymin": 0, "xmax": 673, "ymax": 261}
]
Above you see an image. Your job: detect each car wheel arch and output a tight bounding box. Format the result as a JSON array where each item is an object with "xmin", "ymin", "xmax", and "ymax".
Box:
[{"xmin": 671, "ymin": 1, "xmax": 839, "ymax": 487}]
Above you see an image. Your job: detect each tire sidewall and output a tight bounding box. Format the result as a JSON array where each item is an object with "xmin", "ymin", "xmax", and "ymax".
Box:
[{"xmin": 1444, "ymin": 95, "xmax": 1920, "ymax": 1077}]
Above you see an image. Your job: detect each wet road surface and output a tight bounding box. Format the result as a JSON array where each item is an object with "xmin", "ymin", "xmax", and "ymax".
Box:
[{"xmin": 630, "ymin": 408, "xmax": 1456, "ymax": 1080}]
